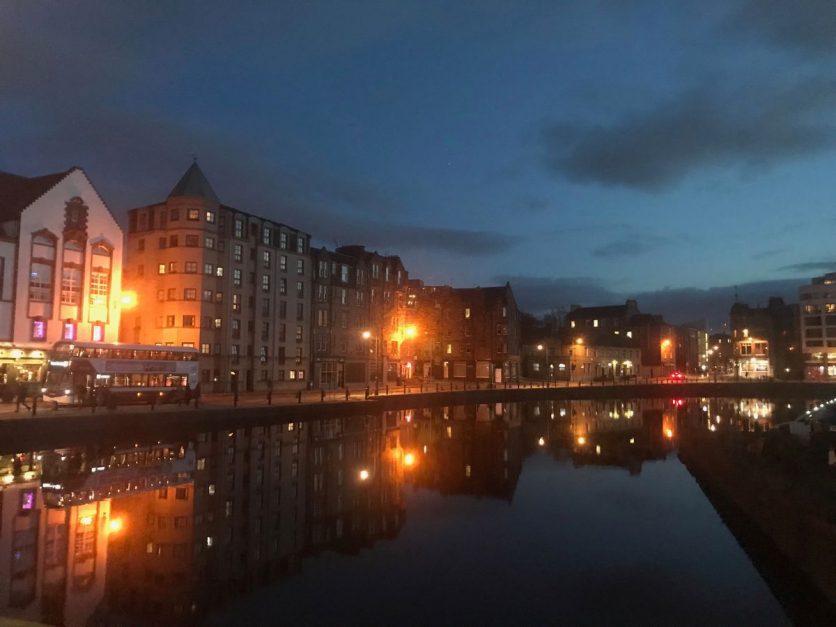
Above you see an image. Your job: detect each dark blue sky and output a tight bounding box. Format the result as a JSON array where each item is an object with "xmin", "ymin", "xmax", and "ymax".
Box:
[{"xmin": 3, "ymin": 1, "xmax": 835, "ymax": 327}]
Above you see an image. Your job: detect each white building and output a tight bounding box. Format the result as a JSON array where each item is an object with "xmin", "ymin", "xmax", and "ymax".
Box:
[
  {"xmin": 0, "ymin": 167, "xmax": 123, "ymax": 382},
  {"xmin": 799, "ymin": 272, "xmax": 836, "ymax": 379}
]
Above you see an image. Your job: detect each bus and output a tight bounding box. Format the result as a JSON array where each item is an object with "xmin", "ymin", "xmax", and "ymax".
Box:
[{"xmin": 43, "ymin": 341, "xmax": 199, "ymax": 408}]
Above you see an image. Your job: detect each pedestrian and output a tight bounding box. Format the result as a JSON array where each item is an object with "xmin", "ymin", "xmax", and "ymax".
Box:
[
  {"xmin": 194, "ymin": 382, "xmax": 201, "ymax": 408},
  {"xmin": 15, "ymin": 380, "xmax": 30, "ymax": 413}
]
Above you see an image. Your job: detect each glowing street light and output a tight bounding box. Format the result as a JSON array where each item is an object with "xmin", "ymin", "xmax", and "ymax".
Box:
[
  {"xmin": 119, "ymin": 291, "xmax": 138, "ymax": 309},
  {"xmin": 109, "ymin": 518, "xmax": 123, "ymax": 533},
  {"xmin": 404, "ymin": 325, "xmax": 417, "ymax": 338},
  {"xmin": 361, "ymin": 330, "xmax": 372, "ymax": 340},
  {"xmin": 358, "ymin": 469, "xmax": 370, "ymax": 481},
  {"xmin": 403, "ymin": 452, "xmax": 416, "ymax": 466},
  {"xmin": 536, "ymin": 344, "xmax": 544, "ymax": 351}
]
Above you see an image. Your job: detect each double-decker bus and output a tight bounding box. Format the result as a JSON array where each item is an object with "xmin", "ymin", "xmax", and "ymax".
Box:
[{"xmin": 43, "ymin": 341, "xmax": 199, "ymax": 408}]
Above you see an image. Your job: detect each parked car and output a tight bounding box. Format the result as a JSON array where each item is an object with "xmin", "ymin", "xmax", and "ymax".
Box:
[{"xmin": 669, "ymin": 371, "xmax": 685, "ymax": 382}]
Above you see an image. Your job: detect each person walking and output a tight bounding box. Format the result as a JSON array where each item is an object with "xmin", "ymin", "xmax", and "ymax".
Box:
[{"xmin": 15, "ymin": 380, "xmax": 30, "ymax": 413}]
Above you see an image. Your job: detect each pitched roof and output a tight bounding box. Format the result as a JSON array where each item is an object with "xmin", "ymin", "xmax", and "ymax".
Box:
[
  {"xmin": 0, "ymin": 168, "xmax": 75, "ymax": 222},
  {"xmin": 168, "ymin": 161, "xmax": 219, "ymax": 202}
]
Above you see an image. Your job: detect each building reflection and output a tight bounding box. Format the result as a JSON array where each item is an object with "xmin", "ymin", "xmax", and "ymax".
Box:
[{"xmin": 0, "ymin": 398, "xmax": 746, "ymax": 625}]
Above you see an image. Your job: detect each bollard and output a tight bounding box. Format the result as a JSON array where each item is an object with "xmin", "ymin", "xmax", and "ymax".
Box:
[
  {"xmin": 385, "ymin": 385, "xmax": 389, "ymax": 395},
  {"xmin": 345, "ymin": 388, "xmax": 350, "ymax": 401},
  {"xmin": 321, "ymin": 389, "xmax": 326, "ymax": 402},
  {"xmin": 267, "ymin": 391, "xmax": 272, "ymax": 406},
  {"xmin": 365, "ymin": 386, "xmax": 370, "ymax": 400}
]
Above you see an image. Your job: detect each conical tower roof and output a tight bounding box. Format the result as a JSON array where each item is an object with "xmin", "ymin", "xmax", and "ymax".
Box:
[{"xmin": 168, "ymin": 161, "xmax": 220, "ymax": 202}]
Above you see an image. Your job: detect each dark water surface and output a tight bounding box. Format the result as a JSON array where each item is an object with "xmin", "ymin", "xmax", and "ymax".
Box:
[{"xmin": 0, "ymin": 398, "xmax": 822, "ymax": 626}]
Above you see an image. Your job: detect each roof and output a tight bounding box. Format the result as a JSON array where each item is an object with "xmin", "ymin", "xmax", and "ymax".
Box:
[
  {"xmin": 0, "ymin": 168, "xmax": 75, "ymax": 222},
  {"xmin": 566, "ymin": 304, "xmax": 630, "ymax": 320},
  {"xmin": 168, "ymin": 161, "xmax": 220, "ymax": 202}
]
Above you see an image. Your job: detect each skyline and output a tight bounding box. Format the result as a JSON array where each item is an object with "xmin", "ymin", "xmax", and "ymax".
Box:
[{"xmin": 3, "ymin": 1, "xmax": 836, "ymax": 327}]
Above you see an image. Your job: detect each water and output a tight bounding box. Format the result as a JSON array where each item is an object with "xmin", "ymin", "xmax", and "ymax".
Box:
[{"xmin": 0, "ymin": 398, "xmax": 824, "ymax": 626}]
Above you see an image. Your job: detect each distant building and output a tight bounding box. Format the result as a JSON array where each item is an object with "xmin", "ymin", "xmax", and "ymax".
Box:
[
  {"xmin": 707, "ymin": 333, "xmax": 733, "ymax": 376},
  {"xmin": 122, "ymin": 162, "xmax": 312, "ymax": 392},
  {"xmin": 564, "ymin": 300, "xmax": 675, "ymax": 377},
  {"xmin": 408, "ymin": 282, "xmax": 520, "ymax": 382},
  {"xmin": 0, "ymin": 167, "xmax": 124, "ymax": 383},
  {"xmin": 729, "ymin": 297, "xmax": 800, "ymax": 379},
  {"xmin": 799, "ymin": 273, "xmax": 836, "ymax": 379}
]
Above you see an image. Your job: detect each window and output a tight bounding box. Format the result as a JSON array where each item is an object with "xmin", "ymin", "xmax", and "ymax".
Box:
[
  {"xmin": 31, "ymin": 319, "xmax": 46, "ymax": 340},
  {"xmin": 296, "ymin": 281, "xmax": 304, "ymax": 297},
  {"xmin": 213, "ymin": 318, "xmax": 223, "ymax": 329},
  {"xmin": 296, "ymin": 259, "xmax": 304, "ymax": 275},
  {"xmin": 166, "ymin": 315, "xmax": 175, "ymax": 327},
  {"xmin": 184, "ymin": 288, "xmax": 197, "ymax": 300},
  {"xmin": 185, "ymin": 261, "xmax": 198, "ymax": 273},
  {"xmin": 262, "ymin": 274, "xmax": 270, "ymax": 291},
  {"xmin": 92, "ymin": 322, "xmax": 104, "ymax": 341},
  {"xmin": 158, "ymin": 263, "xmax": 166, "ymax": 275},
  {"xmin": 29, "ymin": 232, "xmax": 56, "ymax": 304},
  {"xmin": 60, "ymin": 240, "xmax": 84, "ymax": 305},
  {"xmin": 317, "ymin": 309, "xmax": 329, "ymax": 327},
  {"xmin": 296, "ymin": 236, "xmax": 305, "ymax": 253},
  {"xmin": 232, "ymin": 293, "xmax": 241, "ymax": 312},
  {"xmin": 279, "ymin": 232, "xmax": 288, "ymax": 249},
  {"xmin": 263, "ymin": 251, "xmax": 270, "ymax": 268},
  {"xmin": 204, "ymin": 263, "xmax": 214, "ymax": 275},
  {"xmin": 297, "ymin": 302, "xmax": 304, "ymax": 320},
  {"xmin": 280, "ymin": 255, "xmax": 287, "ymax": 272},
  {"xmin": 170, "ymin": 208, "xmax": 179, "ymax": 221},
  {"xmin": 317, "ymin": 284, "xmax": 328, "ymax": 303},
  {"xmin": 215, "ymin": 291, "xmax": 223, "ymax": 303},
  {"xmin": 262, "ymin": 227, "xmax": 271, "ymax": 245},
  {"xmin": 168, "ymin": 288, "xmax": 177, "ymax": 300},
  {"xmin": 260, "ymin": 345, "xmax": 268, "ymax": 362},
  {"xmin": 233, "ymin": 244, "xmax": 243, "ymax": 262},
  {"xmin": 206, "ymin": 210, "xmax": 216, "ymax": 223},
  {"xmin": 231, "ymin": 344, "xmax": 239, "ymax": 357},
  {"xmin": 169, "ymin": 234, "xmax": 178, "ymax": 247},
  {"xmin": 188, "ymin": 208, "xmax": 200, "ymax": 221},
  {"xmin": 183, "ymin": 315, "xmax": 195, "ymax": 327},
  {"xmin": 296, "ymin": 325, "xmax": 303, "ymax": 342},
  {"xmin": 233, "ymin": 269, "xmax": 242, "ymax": 286},
  {"xmin": 63, "ymin": 321, "xmax": 76, "ymax": 341},
  {"xmin": 262, "ymin": 298, "xmax": 270, "ymax": 316},
  {"xmin": 234, "ymin": 218, "xmax": 244, "ymax": 239},
  {"xmin": 168, "ymin": 261, "xmax": 177, "ymax": 273},
  {"xmin": 280, "ymin": 278, "xmax": 287, "ymax": 295},
  {"xmin": 203, "ymin": 289, "xmax": 213, "ymax": 301},
  {"xmin": 201, "ymin": 343, "xmax": 210, "ymax": 354},
  {"xmin": 89, "ymin": 244, "xmax": 112, "ymax": 321},
  {"xmin": 464, "ymin": 307, "xmax": 471, "ymax": 319},
  {"xmin": 186, "ymin": 234, "xmax": 199, "ymax": 246}
]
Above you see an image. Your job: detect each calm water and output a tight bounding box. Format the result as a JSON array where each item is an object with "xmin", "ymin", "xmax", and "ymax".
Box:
[{"xmin": 0, "ymin": 398, "xmax": 821, "ymax": 626}]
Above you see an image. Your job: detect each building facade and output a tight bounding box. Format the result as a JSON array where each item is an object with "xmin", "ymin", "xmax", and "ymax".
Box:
[
  {"xmin": 310, "ymin": 246, "xmax": 410, "ymax": 388},
  {"xmin": 0, "ymin": 167, "xmax": 123, "ymax": 383},
  {"xmin": 799, "ymin": 273, "xmax": 836, "ymax": 379},
  {"xmin": 122, "ymin": 163, "xmax": 311, "ymax": 392},
  {"xmin": 729, "ymin": 297, "xmax": 800, "ymax": 380}
]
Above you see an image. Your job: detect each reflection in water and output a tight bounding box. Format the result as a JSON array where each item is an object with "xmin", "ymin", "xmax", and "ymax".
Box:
[{"xmin": 0, "ymin": 398, "xmax": 816, "ymax": 625}]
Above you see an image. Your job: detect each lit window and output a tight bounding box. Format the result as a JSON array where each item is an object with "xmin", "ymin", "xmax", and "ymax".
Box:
[
  {"xmin": 32, "ymin": 319, "xmax": 46, "ymax": 340},
  {"xmin": 262, "ymin": 275, "xmax": 270, "ymax": 291},
  {"xmin": 92, "ymin": 322, "xmax": 104, "ymax": 342},
  {"xmin": 63, "ymin": 321, "xmax": 76, "ymax": 341},
  {"xmin": 216, "ymin": 266, "xmax": 224, "ymax": 277},
  {"xmin": 593, "ymin": 319, "xmax": 599, "ymax": 327},
  {"xmin": 464, "ymin": 308, "xmax": 471, "ymax": 319},
  {"xmin": 188, "ymin": 208, "xmax": 200, "ymax": 221},
  {"xmin": 206, "ymin": 211, "xmax": 216, "ymax": 223}
]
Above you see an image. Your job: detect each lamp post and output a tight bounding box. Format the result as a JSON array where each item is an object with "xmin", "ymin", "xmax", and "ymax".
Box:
[{"xmin": 362, "ymin": 329, "xmax": 386, "ymax": 387}]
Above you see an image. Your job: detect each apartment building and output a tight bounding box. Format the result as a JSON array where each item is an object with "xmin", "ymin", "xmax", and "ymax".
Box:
[
  {"xmin": 799, "ymin": 273, "xmax": 836, "ymax": 379},
  {"xmin": 122, "ymin": 162, "xmax": 311, "ymax": 391}
]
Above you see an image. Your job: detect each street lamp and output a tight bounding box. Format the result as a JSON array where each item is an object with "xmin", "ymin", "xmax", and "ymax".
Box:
[{"xmin": 361, "ymin": 329, "xmax": 385, "ymax": 387}]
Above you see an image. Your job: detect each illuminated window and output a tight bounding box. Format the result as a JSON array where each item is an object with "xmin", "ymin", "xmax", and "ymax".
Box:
[
  {"xmin": 89, "ymin": 244, "xmax": 112, "ymax": 321},
  {"xmin": 206, "ymin": 210, "xmax": 215, "ymax": 223},
  {"xmin": 280, "ymin": 278, "xmax": 287, "ymax": 295},
  {"xmin": 297, "ymin": 259, "xmax": 304, "ymax": 275},
  {"xmin": 234, "ymin": 219, "xmax": 244, "ymax": 239},
  {"xmin": 31, "ymin": 319, "xmax": 46, "ymax": 340},
  {"xmin": 593, "ymin": 319, "xmax": 599, "ymax": 327},
  {"xmin": 92, "ymin": 322, "xmax": 104, "ymax": 342},
  {"xmin": 296, "ymin": 236, "xmax": 305, "ymax": 253},
  {"xmin": 233, "ymin": 269, "xmax": 242, "ymax": 286},
  {"xmin": 63, "ymin": 321, "xmax": 76, "ymax": 341},
  {"xmin": 188, "ymin": 208, "xmax": 200, "ymax": 221},
  {"xmin": 464, "ymin": 308, "xmax": 471, "ymax": 318},
  {"xmin": 158, "ymin": 263, "xmax": 166, "ymax": 274},
  {"xmin": 263, "ymin": 251, "xmax": 270, "ymax": 268},
  {"xmin": 233, "ymin": 244, "xmax": 243, "ymax": 262},
  {"xmin": 201, "ymin": 343, "xmax": 210, "ymax": 354},
  {"xmin": 205, "ymin": 236, "xmax": 215, "ymax": 249},
  {"xmin": 216, "ymin": 266, "xmax": 224, "ymax": 277},
  {"xmin": 61, "ymin": 240, "xmax": 84, "ymax": 305},
  {"xmin": 262, "ymin": 227, "xmax": 271, "ymax": 245},
  {"xmin": 279, "ymin": 232, "xmax": 288, "ymax": 249},
  {"xmin": 29, "ymin": 232, "xmax": 56, "ymax": 304},
  {"xmin": 262, "ymin": 274, "xmax": 270, "ymax": 291}
]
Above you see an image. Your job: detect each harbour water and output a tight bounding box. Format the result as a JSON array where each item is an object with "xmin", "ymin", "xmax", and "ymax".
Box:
[{"xmin": 0, "ymin": 398, "xmax": 829, "ymax": 626}]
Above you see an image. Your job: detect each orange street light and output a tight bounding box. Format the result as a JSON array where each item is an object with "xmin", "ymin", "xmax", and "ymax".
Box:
[
  {"xmin": 119, "ymin": 291, "xmax": 138, "ymax": 309},
  {"xmin": 404, "ymin": 325, "xmax": 417, "ymax": 338},
  {"xmin": 109, "ymin": 518, "xmax": 124, "ymax": 533},
  {"xmin": 361, "ymin": 330, "xmax": 372, "ymax": 340}
]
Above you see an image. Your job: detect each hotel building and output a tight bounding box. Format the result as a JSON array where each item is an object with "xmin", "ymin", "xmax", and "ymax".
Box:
[
  {"xmin": 799, "ymin": 273, "xmax": 836, "ymax": 379},
  {"xmin": 122, "ymin": 163, "xmax": 311, "ymax": 392},
  {"xmin": 0, "ymin": 167, "xmax": 123, "ymax": 383}
]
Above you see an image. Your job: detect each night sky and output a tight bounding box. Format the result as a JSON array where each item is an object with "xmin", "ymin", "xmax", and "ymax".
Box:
[{"xmin": 3, "ymin": 1, "xmax": 836, "ymax": 328}]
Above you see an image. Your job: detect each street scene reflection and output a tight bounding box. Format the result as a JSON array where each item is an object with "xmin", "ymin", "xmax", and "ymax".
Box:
[{"xmin": 0, "ymin": 398, "xmax": 829, "ymax": 625}]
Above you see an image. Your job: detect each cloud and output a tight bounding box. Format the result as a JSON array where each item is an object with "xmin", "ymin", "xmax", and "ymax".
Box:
[
  {"xmin": 541, "ymin": 79, "xmax": 836, "ymax": 190},
  {"xmin": 591, "ymin": 234, "xmax": 668, "ymax": 259},
  {"xmin": 776, "ymin": 261, "xmax": 836, "ymax": 274},
  {"xmin": 751, "ymin": 248, "xmax": 783, "ymax": 260},
  {"xmin": 498, "ymin": 274, "xmax": 806, "ymax": 329},
  {"xmin": 729, "ymin": 0, "xmax": 836, "ymax": 55}
]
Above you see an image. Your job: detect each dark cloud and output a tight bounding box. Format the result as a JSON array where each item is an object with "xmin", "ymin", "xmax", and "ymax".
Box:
[
  {"xmin": 591, "ymin": 234, "xmax": 668, "ymax": 259},
  {"xmin": 499, "ymin": 274, "xmax": 806, "ymax": 329},
  {"xmin": 729, "ymin": 0, "xmax": 836, "ymax": 55},
  {"xmin": 776, "ymin": 261, "xmax": 836, "ymax": 274},
  {"xmin": 541, "ymin": 79, "xmax": 836, "ymax": 190}
]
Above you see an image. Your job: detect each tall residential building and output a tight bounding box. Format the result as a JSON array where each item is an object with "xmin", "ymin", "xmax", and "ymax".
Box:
[
  {"xmin": 799, "ymin": 273, "xmax": 836, "ymax": 379},
  {"xmin": 310, "ymin": 246, "xmax": 410, "ymax": 388},
  {"xmin": 122, "ymin": 162, "xmax": 311, "ymax": 392},
  {"xmin": 408, "ymin": 282, "xmax": 520, "ymax": 382},
  {"xmin": 0, "ymin": 167, "xmax": 124, "ymax": 383}
]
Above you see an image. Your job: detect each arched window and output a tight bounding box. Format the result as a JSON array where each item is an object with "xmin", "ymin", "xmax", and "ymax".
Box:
[
  {"xmin": 88, "ymin": 242, "xmax": 112, "ymax": 322},
  {"xmin": 29, "ymin": 232, "xmax": 57, "ymax": 310},
  {"xmin": 61, "ymin": 240, "xmax": 84, "ymax": 306}
]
